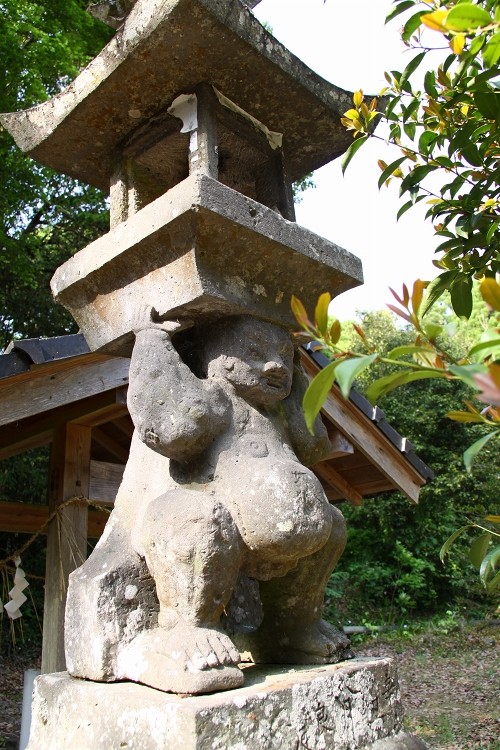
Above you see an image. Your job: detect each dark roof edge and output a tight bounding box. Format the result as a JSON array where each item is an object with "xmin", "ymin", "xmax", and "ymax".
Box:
[{"xmin": 1, "ymin": 334, "xmax": 90, "ymax": 380}]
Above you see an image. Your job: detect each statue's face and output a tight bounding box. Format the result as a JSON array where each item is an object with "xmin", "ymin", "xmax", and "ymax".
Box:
[{"xmin": 208, "ymin": 319, "xmax": 294, "ymax": 405}]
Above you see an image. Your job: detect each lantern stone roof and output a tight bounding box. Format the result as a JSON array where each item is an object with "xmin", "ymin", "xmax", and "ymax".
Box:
[{"xmin": 0, "ymin": 0, "xmax": 356, "ymax": 192}]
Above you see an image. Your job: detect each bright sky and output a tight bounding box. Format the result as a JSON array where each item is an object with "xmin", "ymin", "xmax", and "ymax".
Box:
[{"xmin": 253, "ymin": 0, "xmax": 438, "ymax": 320}]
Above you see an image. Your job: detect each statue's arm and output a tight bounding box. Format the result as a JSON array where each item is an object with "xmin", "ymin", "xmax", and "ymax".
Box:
[
  {"xmin": 128, "ymin": 326, "xmax": 229, "ymax": 462},
  {"xmin": 281, "ymin": 355, "xmax": 331, "ymax": 466}
]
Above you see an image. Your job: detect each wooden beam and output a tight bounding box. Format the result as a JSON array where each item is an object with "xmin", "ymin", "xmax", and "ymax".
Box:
[
  {"xmin": 0, "ymin": 356, "xmax": 130, "ymax": 427},
  {"xmin": 318, "ymin": 429, "xmax": 354, "ymax": 461},
  {"xmin": 42, "ymin": 424, "xmax": 91, "ymax": 674},
  {"xmin": 0, "ymin": 501, "xmax": 109, "ymax": 538},
  {"xmin": 89, "ymin": 460, "xmax": 124, "ymax": 505},
  {"xmin": 314, "ymin": 463, "xmax": 363, "ymax": 507},
  {"xmin": 110, "ymin": 415, "xmax": 134, "ymax": 440},
  {"xmin": 0, "ymin": 387, "xmax": 128, "ymax": 461},
  {"xmin": 92, "ymin": 427, "xmax": 129, "ymax": 463},
  {"xmin": 71, "ymin": 388, "xmax": 128, "ymax": 427}
]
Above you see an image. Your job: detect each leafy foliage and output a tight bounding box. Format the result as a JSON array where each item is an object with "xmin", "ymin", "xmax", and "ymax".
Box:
[
  {"xmin": 323, "ymin": 310, "xmax": 499, "ymax": 622},
  {"xmin": 341, "ymin": 0, "xmax": 500, "ymax": 317},
  {"xmin": 293, "ymin": 279, "xmax": 499, "ymax": 601},
  {"xmin": 0, "ymin": 0, "xmax": 112, "ymax": 349},
  {"xmin": 293, "ymin": 277, "xmax": 500, "ymax": 465}
]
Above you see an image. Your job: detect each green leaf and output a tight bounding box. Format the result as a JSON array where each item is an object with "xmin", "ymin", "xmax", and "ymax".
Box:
[
  {"xmin": 424, "ymin": 323, "xmax": 443, "ymax": 340},
  {"xmin": 440, "ymin": 525, "xmax": 471, "ymax": 562},
  {"xmin": 422, "ymin": 272, "xmax": 458, "ymax": 316},
  {"xmin": 302, "ymin": 360, "xmax": 340, "ymax": 433},
  {"xmin": 365, "ymin": 369, "xmax": 446, "ymax": 404},
  {"xmin": 469, "ymin": 32, "xmax": 486, "ymax": 57},
  {"xmin": 473, "ymin": 91, "xmax": 500, "ymax": 120},
  {"xmin": 443, "ymin": 53, "xmax": 456, "ymax": 73},
  {"xmin": 385, "ymin": 1, "xmax": 415, "ymax": 24},
  {"xmin": 446, "ymin": 4, "xmax": 492, "ymax": 31},
  {"xmin": 378, "ymin": 157, "xmax": 406, "ymax": 189},
  {"xmin": 402, "ymin": 11, "xmax": 425, "ymax": 42},
  {"xmin": 404, "ymin": 121, "xmax": 417, "ymax": 139},
  {"xmin": 334, "ymin": 354, "xmax": 378, "ymax": 400},
  {"xmin": 385, "ymin": 94, "xmax": 402, "ymax": 121},
  {"xmin": 460, "ymin": 143, "xmax": 483, "ymax": 167},
  {"xmin": 314, "ymin": 292, "xmax": 331, "ymax": 336},
  {"xmin": 400, "ymin": 164, "xmax": 437, "ymax": 196},
  {"xmin": 447, "ymin": 410, "xmax": 485, "ymax": 424},
  {"xmin": 463, "ymin": 431, "xmax": 497, "ymax": 473},
  {"xmin": 485, "ymin": 568, "xmax": 500, "ymax": 592},
  {"xmin": 483, "ymin": 31, "xmax": 500, "ymax": 67},
  {"xmin": 386, "ymin": 344, "xmax": 434, "ymax": 360},
  {"xmin": 403, "ymin": 97, "xmax": 420, "ymax": 123},
  {"xmin": 468, "ymin": 336, "xmax": 500, "ymax": 362},
  {"xmin": 341, "ymin": 135, "xmax": 369, "ymax": 175},
  {"xmin": 469, "ymin": 532, "xmax": 492, "ymax": 570},
  {"xmin": 450, "ymin": 276, "xmax": 473, "ymax": 318},
  {"xmin": 400, "ymin": 51, "xmax": 426, "ymax": 89},
  {"xmin": 480, "ymin": 545, "xmax": 500, "ymax": 586},
  {"xmin": 291, "ymin": 295, "xmax": 311, "ymax": 328},
  {"xmin": 486, "ymin": 221, "xmax": 499, "ymax": 244},
  {"xmin": 424, "ymin": 70, "xmax": 438, "ymax": 98},
  {"xmin": 397, "ymin": 199, "xmax": 414, "ymax": 221},
  {"xmin": 448, "ymin": 363, "xmax": 485, "ymax": 389},
  {"xmin": 432, "ymin": 155, "xmax": 455, "ymax": 169},
  {"xmin": 419, "ymin": 130, "xmax": 439, "ymax": 155}
]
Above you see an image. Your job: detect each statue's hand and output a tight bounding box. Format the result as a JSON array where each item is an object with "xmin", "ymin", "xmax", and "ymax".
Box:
[{"xmin": 132, "ymin": 303, "xmax": 193, "ymax": 336}]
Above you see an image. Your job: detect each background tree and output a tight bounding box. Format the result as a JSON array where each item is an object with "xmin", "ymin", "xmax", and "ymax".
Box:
[
  {"xmin": 0, "ymin": 0, "xmax": 112, "ymax": 649},
  {"xmin": 0, "ymin": 0, "xmax": 112, "ymax": 349}
]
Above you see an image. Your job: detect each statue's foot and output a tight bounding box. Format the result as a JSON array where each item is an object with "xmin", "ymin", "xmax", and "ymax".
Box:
[
  {"xmin": 237, "ymin": 619, "xmax": 353, "ymax": 665},
  {"xmin": 117, "ymin": 622, "xmax": 244, "ymax": 694}
]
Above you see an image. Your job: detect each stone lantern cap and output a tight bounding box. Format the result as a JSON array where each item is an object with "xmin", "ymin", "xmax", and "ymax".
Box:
[
  {"xmin": 51, "ymin": 173, "xmax": 363, "ymax": 354},
  {"xmin": 0, "ymin": 0, "xmax": 356, "ymax": 192}
]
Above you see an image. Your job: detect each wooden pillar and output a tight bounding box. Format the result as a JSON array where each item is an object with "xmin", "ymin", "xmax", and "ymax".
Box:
[{"xmin": 41, "ymin": 423, "xmax": 91, "ymax": 673}]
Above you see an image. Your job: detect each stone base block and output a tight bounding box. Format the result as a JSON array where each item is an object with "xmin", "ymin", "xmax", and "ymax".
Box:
[{"xmin": 27, "ymin": 658, "xmax": 427, "ymax": 749}]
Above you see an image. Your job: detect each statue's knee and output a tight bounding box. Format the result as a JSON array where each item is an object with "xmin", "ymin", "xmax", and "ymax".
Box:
[
  {"xmin": 328, "ymin": 505, "xmax": 347, "ymax": 552},
  {"xmin": 141, "ymin": 490, "xmax": 240, "ymax": 563}
]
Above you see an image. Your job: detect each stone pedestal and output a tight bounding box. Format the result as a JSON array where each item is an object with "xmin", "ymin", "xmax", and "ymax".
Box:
[{"xmin": 27, "ymin": 658, "xmax": 426, "ymax": 750}]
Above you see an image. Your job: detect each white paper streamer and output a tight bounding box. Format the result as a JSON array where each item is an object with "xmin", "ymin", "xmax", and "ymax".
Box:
[{"xmin": 3, "ymin": 557, "xmax": 29, "ymax": 620}]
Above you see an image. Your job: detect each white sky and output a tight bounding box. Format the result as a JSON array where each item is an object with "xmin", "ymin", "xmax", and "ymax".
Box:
[{"xmin": 253, "ymin": 0, "xmax": 439, "ymax": 320}]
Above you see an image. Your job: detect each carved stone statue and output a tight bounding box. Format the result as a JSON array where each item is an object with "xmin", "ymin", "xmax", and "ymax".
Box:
[{"xmin": 65, "ymin": 312, "xmax": 350, "ymax": 694}]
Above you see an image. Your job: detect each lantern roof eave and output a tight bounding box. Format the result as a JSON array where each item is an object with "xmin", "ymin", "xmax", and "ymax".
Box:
[{"xmin": 0, "ymin": 0, "xmax": 357, "ymax": 192}]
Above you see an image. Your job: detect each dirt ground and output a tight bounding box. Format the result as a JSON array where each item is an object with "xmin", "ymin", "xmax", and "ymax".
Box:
[
  {"xmin": 360, "ymin": 622, "xmax": 500, "ymax": 750},
  {"xmin": 0, "ymin": 622, "xmax": 498, "ymax": 749}
]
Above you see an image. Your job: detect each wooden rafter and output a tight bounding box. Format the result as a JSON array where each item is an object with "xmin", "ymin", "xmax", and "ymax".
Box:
[
  {"xmin": 0, "ymin": 387, "xmax": 128, "ymax": 461},
  {"xmin": 0, "ymin": 355, "xmax": 130, "ymax": 427},
  {"xmin": 314, "ymin": 462, "xmax": 363, "ymax": 507},
  {"xmin": 0, "ymin": 500, "xmax": 108, "ymax": 538}
]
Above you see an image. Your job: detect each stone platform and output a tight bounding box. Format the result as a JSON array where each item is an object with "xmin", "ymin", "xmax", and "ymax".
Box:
[{"xmin": 27, "ymin": 658, "xmax": 427, "ymax": 749}]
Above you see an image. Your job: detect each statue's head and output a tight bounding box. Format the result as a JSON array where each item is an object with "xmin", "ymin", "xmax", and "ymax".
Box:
[{"xmin": 203, "ymin": 316, "xmax": 294, "ymax": 406}]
